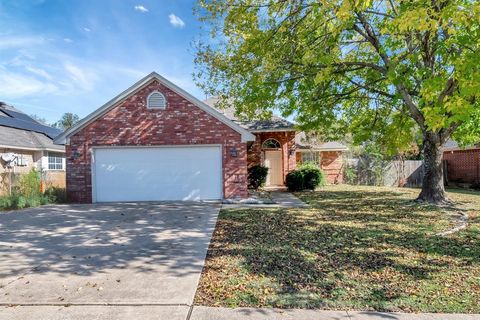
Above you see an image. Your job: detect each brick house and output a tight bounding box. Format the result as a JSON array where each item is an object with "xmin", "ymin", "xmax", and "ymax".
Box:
[
  {"xmin": 55, "ymin": 72, "xmax": 346, "ymax": 203},
  {"xmin": 443, "ymin": 140, "xmax": 480, "ymax": 184},
  {"xmin": 294, "ymin": 133, "xmax": 347, "ymax": 184}
]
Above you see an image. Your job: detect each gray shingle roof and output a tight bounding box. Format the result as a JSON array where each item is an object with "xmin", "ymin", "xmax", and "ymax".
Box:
[
  {"xmin": 295, "ymin": 132, "xmax": 347, "ymax": 151},
  {"xmin": 0, "ymin": 126, "xmax": 64, "ymax": 151},
  {"xmin": 0, "ymin": 102, "xmax": 64, "ymax": 152},
  {"xmin": 203, "ymin": 97, "xmax": 295, "ymax": 132}
]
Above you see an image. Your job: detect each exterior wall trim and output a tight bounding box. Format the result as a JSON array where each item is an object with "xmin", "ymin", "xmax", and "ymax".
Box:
[{"xmin": 0, "ymin": 144, "xmax": 65, "ymax": 153}]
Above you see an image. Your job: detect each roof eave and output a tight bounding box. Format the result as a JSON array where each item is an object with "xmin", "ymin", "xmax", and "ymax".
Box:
[
  {"xmin": 0, "ymin": 144, "xmax": 65, "ymax": 153},
  {"xmin": 296, "ymin": 146, "xmax": 348, "ymax": 152},
  {"xmin": 444, "ymin": 146, "xmax": 480, "ymax": 152},
  {"xmin": 248, "ymin": 128, "xmax": 296, "ymax": 133}
]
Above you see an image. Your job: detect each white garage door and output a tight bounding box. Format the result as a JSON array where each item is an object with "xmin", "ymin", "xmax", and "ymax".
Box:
[{"xmin": 92, "ymin": 146, "xmax": 223, "ymax": 202}]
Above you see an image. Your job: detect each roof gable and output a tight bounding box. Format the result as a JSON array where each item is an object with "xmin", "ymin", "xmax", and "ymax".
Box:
[{"xmin": 54, "ymin": 72, "xmax": 255, "ymax": 144}]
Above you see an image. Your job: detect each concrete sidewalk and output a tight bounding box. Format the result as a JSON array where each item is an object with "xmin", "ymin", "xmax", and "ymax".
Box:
[
  {"xmin": 2, "ymin": 305, "xmax": 478, "ymax": 320},
  {"xmin": 222, "ymin": 191, "xmax": 309, "ymax": 209},
  {"xmin": 190, "ymin": 307, "xmax": 480, "ymax": 320},
  {"xmin": 269, "ymin": 191, "xmax": 309, "ymax": 208}
]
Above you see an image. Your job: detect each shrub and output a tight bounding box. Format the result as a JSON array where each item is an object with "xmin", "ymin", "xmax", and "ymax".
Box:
[
  {"xmin": 44, "ymin": 187, "xmax": 67, "ymax": 203},
  {"xmin": 0, "ymin": 194, "xmax": 15, "ymax": 209},
  {"xmin": 344, "ymin": 166, "xmax": 358, "ymax": 185},
  {"xmin": 286, "ymin": 170, "xmax": 304, "ymax": 191},
  {"xmin": 298, "ymin": 162, "xmax": 326, "ymax": 190},
  {"xmin": 286, "ymin": 162, "xmax": 326, "ymax": 191},
  {"xmin": 248, "ymin": 165, "xmax": 269, "ymax": 190},
  {"xmin": 0, "ymin": 169, "xmax": 65, "ymax": 211},
  {"xmin": 17, "ymin": 169, "xmax": 41, "ymax": 198}
]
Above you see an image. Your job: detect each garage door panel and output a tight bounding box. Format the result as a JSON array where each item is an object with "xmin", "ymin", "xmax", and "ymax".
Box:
[{"xmin": 93, "ymin": 146, "xmax": 222, "ymax": 202}]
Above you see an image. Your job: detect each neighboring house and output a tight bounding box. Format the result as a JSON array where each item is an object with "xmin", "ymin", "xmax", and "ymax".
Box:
[
  {"xmin": 295, "ymin": 132, "xmax": 348, "ymax": 184},
  {"xmin": 54, "ymin": 72, "xmax": 346, "ymax": 203},
  {"xmin": 443, "ymin": 140, "xmax": 480, "ymax": 184},
  {"xmin": 0, "ymin": 102, "xmax": 65, "ymax": 194}
]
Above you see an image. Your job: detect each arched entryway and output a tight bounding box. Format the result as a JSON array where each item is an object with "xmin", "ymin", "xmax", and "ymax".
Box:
[{"xmin": 262, "ymin": 138, "xmax": 283, "ymax": 186}]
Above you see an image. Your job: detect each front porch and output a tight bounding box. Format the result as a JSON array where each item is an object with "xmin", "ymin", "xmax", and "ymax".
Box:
[{"xmin": 247, "ymin": 131, "xmax": 296, "ymax": 187}]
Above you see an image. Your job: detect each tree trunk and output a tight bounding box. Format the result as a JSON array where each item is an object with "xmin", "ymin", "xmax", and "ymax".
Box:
[{"xmin": 417, "ymin": 131, "xmax": 448, "ymax": 204}]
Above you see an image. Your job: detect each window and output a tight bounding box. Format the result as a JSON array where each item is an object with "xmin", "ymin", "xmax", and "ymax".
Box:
[
  {"xmin": 48, "ymin": 152, "xmax": 64, "ymax": 170},
  {"xmin": 147, "ymin": 91, "xmax": 166, "ymax": 109},
  {"xmin": 301, "ymin": 151, "xmax": 320, "ymax": 164},
  {"xmin": 262, "ymin": 138, "xmax": 281, "ymax": 149}
]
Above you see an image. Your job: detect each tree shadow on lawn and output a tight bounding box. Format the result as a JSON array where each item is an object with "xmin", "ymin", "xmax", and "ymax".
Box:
[{"xmin": 204, "ymin": 189, "xmax": 479, "ymax": 311}]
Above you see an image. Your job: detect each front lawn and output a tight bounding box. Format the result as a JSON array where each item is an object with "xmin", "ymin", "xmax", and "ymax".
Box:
[{"xmin": 194, "ymin": 185, "xmax": 480, "ymax": 313}]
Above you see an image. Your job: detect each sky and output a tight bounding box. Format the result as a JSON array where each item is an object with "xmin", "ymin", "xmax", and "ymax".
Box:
[{"xmin": 0, "ymin": 0, "xmax": 204, "ymax": 124}]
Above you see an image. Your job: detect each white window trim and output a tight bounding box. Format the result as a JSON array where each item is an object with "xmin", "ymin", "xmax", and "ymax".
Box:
[
  {"xmin": 147, "ymin": 90, "xmax": 167, "ymax": 109},
  {"xmin": 262, "ymin": 138, "xmax": 281, "ymax": 149},
  {"xmin": 46, "ymin": 152, "xmax": 66, "ymax": 171},
  {"xmin": 301, "ymin": 151, "xmax": 321, "ymax": 165}
]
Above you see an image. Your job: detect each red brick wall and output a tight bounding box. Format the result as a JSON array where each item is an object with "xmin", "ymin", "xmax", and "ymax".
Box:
[
  {"xmin": 443, "ymin": 149, "xmax": 480, "ymax": 183},
  {"xmin": 247, "ymin": 131, "xmax": 296, "ymax": 184},
  {"xmin": 320, "ymin": 151, "xmax": 344, "ymax": 184},
  {"xmin": 66, "ymin": 79, "xmax": 248, "ymax": 203}
]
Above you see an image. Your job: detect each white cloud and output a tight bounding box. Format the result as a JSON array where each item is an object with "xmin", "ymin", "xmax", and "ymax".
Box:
[
  {"xmin": 64, "ymin": 62, "xmax": 96, "ymax": 91},
  {"xmin": 0, "ymin": 66, "xmax": 57, "ymax": 98},
  {"xmin": 134, "ymin": 5, "xmax": 148, "ymax": 13},
  {"xmin": 63, "ymin": 38, "xmax": 73, "ymax": 43},
  {"xmin": 168, "ymin": 14, "xmax": 185, "ymax": 28},
  {"xmin": 83, "ymin": 27, "xmax": 91, "ymax": 32},
  {"xmin": 25, "ymin": 66, "xmax": 53, "ymax": 80},
  {"xmin": 0, "ymin": 36, "xmax": 46, "ymax": 49}
]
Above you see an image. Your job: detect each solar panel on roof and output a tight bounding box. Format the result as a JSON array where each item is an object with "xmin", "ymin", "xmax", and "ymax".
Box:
[
  {"xmin": 0, "ymin": 108, "xmax": 40, "ymax": 123},
  {"xmin": 0, "ymin": 117, "xmax": 62, "ymax": 139}
]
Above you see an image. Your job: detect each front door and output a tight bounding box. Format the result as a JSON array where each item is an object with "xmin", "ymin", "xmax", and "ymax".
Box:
[{"xmin": 264, "ymin": 150, "xmax": 283, "ymax": 186}]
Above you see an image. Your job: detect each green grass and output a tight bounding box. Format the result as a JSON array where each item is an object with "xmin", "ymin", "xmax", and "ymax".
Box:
[{"xmin": 194, "ymin": 185, "xmax": 480, "ymax": 313}]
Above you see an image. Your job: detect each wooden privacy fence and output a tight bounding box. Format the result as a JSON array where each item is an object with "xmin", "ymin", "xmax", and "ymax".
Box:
[
  {"xmin": 384, "ymin": 160, "xmax": 424, "ymax": 187},
  {"xmin": 346, "ymin": 159, "xmax": 425, "ymax": 187}
]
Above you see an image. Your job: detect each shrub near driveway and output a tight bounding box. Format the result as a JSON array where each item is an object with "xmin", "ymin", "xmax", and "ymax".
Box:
[
  {"xmin": 0, "ymin": 169, "xmax": 65, "ymax": 210},
  {"xmin": 195, "ymin": 185, "xmax": 480, "ymax": 313}
]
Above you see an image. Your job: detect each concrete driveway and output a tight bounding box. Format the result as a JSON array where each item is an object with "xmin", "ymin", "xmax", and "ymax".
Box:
[{"xmin": 0, "ymin": 202, "xmax": 220, "ymax": 319}]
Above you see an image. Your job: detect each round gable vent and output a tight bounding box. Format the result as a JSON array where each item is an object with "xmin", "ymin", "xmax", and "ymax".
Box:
[{"xmin": 147, "ymin": 91, "xmax": 167, "ymax": 109}]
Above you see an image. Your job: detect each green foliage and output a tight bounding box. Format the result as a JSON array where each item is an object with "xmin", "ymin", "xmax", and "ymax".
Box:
[
  {"xmin": 17, "ymin": 168, "xmax": 41, "ymax": 198},
  {"xmin": 285, "ymin": 170, "xmax": 305, "ymax": 191},
  {"xmin": 0, "ymin": 193, "xmax": 50, "ymax": 210},
  {"xmin": 53, "ymin": 112, "xmax": 80, "ymax": 131},
  {"xmin": 344, "ymin": 166, "xmax": 358, "ymax": 185},
  {"xmin": 44, "ymin": 186, "xmax": 67, "ymax": 203},
  {"xmin": 286, "ymin": 162, "xmax": 326, "ymax": 191},
  {"xmin": 247, "ymin": 165, "xmax": 269, "ymax": 190},
  {"xmin": 195, "ymin": 0, "xmax": 480, "ymax": 151},
  {"xmin": 297, "ymin": 162, "xmax": 326, "ymax": 190},
  {"xmin": 0, "ymin": 169, "xmax": 66, "ymax": 211}
]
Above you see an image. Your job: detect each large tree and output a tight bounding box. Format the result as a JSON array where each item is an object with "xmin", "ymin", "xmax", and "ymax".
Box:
[
  {"xmin": 53, "ymin": 113, "xmax": 80, "ymax": 131},
  {"xmin": 194, "ymin": 0, "xmax": 480, "ymax": 204}
]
